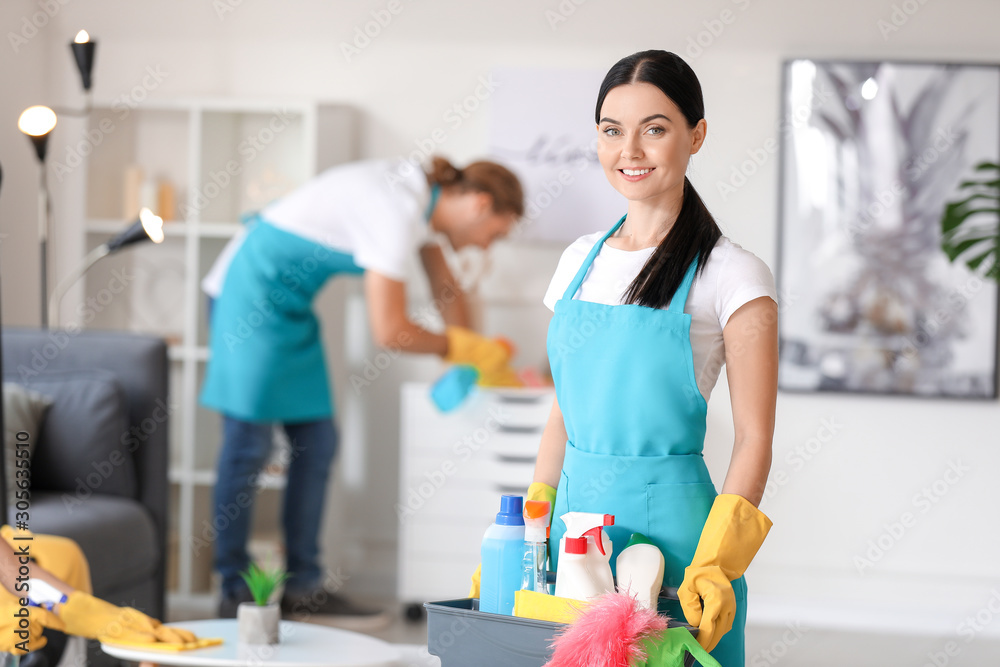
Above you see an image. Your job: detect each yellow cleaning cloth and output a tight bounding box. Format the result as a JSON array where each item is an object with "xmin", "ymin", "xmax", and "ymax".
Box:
[
  {"xmin": 100, "ymin": 637, "xmax": 224, "ymax": 652},
  {"xmin": 513, "ymin": 590, "xmax": 590, "ymax": 624}
]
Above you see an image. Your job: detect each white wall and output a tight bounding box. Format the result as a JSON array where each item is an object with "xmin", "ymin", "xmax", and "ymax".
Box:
[{"xmin": 2, "ymin": 0, "xmax": 999, "ymax": 633}]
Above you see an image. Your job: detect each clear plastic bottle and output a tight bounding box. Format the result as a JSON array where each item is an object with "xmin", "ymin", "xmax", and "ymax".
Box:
[
  {"xmin": 480, "ymin": 495, "xmax": 525, "ymax": 615},
  {"xmin": 521, "ymin": 500, "xmax": 550, "ymax": 594}
]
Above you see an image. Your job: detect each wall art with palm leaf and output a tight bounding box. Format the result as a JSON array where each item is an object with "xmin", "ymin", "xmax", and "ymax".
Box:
[{"xmin": 777, "ymin": 59, "xmax": 999, "ymax": 398}]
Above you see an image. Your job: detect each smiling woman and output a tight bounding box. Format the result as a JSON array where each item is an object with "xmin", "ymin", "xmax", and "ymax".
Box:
[
  {"xmin": 528, "ymin": 50, "xmax": 779, "ymax": 667},
  {"xmin": 594, "ymin": 53, "xmax": 721, "ymax": 310}
]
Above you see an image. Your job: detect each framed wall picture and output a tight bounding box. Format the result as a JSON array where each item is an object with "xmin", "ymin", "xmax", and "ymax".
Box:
[{"xmin": 777, "ymin": 59, "xmax": 1000, "ymax": 398}]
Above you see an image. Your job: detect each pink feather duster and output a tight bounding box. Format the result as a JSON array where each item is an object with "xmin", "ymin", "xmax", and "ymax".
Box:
[{"xmin": 544, "ymin": 592, "xmax": 668, "ymax": 667}]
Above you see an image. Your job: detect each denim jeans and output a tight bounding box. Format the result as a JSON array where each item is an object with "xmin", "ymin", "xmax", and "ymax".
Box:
[{"xmin": 213, "ymin": 415, "xmax": 339, "ymax": 598}]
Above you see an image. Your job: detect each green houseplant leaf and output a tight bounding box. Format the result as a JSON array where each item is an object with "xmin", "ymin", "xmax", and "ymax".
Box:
[
  {"xmin": 239, "ymin": 563, "xmax": 290, "ymax": 606},
  {"xmin": 941, "ymin": 161, "xmax": 1000, "ymax": 281}
]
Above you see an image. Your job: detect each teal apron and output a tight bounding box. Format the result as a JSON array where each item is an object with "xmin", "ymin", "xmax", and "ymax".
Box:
[
  {"xmin": 200, "ymin": 216, "xmax": 364, "ymax": 423},
  {"xmin": 547, "ymin": 216, "xmax": 747, "ymax": 666}
]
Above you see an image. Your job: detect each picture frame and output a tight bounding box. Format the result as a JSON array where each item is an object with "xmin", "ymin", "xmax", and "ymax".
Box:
[{"xmin": 776, "ymin": 58, "xmax": 1000, "ymax": 398}]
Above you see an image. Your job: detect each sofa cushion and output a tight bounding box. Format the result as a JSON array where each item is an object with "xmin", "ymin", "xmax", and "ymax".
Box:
[
  {"xmin": 8, "ymin": 370, "xmax": 136, "ymax": 499},
  {"xmin": 3, "ymin": 382, "xmax": 52, "ymax": 508},
  {"xmin": 26, "ymin": 492, "xmax": 159, "ymax": 596}
]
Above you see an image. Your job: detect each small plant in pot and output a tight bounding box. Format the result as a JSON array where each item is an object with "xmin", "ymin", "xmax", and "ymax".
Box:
[{"xmin": 237, "ymin": 563, "xmax": 289, "ymax": 645}]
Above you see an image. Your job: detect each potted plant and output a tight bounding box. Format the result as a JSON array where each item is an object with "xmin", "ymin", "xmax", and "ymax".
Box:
[{"xmin": 236, "ymin": 563, "xmax": 289, "ymax": 645}]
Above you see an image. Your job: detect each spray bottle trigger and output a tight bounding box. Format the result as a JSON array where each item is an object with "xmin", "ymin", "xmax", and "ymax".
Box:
[{"xmin": 582, "ymin": 526, "xmax": 606, "ymax": 556}]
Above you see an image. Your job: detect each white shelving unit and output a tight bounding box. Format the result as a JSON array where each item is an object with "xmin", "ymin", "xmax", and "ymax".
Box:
[{"xmin": 74, "ymin": 97, "xmax": 359, "ymax": 607}]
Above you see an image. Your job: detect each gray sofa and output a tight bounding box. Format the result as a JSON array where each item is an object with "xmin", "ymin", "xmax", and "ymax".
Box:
[{"xmin": 2, "ymin": 327, "xmax": 168, "ymax": 620}]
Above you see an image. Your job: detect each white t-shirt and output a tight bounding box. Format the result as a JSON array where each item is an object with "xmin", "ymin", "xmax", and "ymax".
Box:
[
  {"xmin": 202, "ymin": 159, "xmax": 432, "ymax": 297},
  {"xmin": 543, "ymin": 232, "xmax": 777, "ymax": 402}
]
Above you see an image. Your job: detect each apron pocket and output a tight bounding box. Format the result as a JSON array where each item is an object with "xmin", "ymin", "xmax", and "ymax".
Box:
[{"xmin": 645, "ymin": 481, "xmax": 717, "ymax": 589}]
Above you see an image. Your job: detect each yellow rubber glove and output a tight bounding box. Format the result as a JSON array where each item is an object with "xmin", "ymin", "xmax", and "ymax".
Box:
[
  {"xmin": 55, "ymin": 592, "xmax": 198, "ymax": 644},
  {"xmin": 527, "ymin": 481, "xmax": 557, "ymax": 525},
  {"xmin": 678, "ymin": 494, "xmax": 772, "ymax": 653},
  {"xmin": 445, "ymin": 327, "xmax": 511, "ymax": 374},
  {"xmin": 469, "ymin": 482, "xmax": 557, "ymax": 598}
]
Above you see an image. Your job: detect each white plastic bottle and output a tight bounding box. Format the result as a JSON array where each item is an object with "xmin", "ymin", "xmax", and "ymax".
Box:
[
  {"xmin": 615, "ymin": 533, "xmax": 665, "ymax": 610},
  {"xmin": 554, "ymin": 526, "xmax": 615, "ymax": 602}
]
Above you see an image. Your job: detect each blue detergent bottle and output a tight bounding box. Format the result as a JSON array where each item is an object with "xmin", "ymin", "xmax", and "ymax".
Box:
[{"xmin": 479, "ymin": 495, "xmax": 525, "ymax": 615}]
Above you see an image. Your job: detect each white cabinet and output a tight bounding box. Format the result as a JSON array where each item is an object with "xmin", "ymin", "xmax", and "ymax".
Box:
[
  {"xmin": 397, "ymin": 382, "xmax": 554, "ymax": 608},
  {"xmin": 74, "ymin": 98, "xmax": 359, "ymax": 606}
]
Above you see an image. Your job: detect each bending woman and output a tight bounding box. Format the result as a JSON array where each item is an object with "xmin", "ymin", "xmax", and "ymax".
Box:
[{"xmin": 202, "ymin": 156, "xmax": 523, "ymax": 619}]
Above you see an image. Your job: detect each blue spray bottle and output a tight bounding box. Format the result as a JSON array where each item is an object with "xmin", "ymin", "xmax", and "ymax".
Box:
[{"xmin": 479, "ymin": 495, "xmax": 525, "ymax": 615}]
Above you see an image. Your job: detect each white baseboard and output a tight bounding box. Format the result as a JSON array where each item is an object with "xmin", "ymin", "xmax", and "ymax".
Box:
[{"xmin": 747, "ymin": 591, "xmax": 1000, "ymax": 639}]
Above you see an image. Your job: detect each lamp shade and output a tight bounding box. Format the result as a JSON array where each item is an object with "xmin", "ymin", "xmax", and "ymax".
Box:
[
  {"xmin": 107, "ymin": 207, "xmax": 165, "ymax": 252},
  {"xmin": 71, "ymin": 30, "xmax": 96, "ymax": 91},
  {"xmin": 18, "ymin": 105, "xmax": 57, "ymax": 162},
  {"xmin": 48, "ymin": 208, "xmax": 165, "ymax": 327}
]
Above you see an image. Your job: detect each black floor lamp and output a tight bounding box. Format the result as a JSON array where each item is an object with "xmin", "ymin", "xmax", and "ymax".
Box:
[{"xmin": 17, "ymin": 29, "xmax": 97, "ymax": 330}]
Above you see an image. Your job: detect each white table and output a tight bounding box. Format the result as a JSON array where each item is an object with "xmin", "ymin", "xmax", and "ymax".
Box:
[{"xmin": 100, "ymin": 619, "xmax": 402, "ymax": 667}]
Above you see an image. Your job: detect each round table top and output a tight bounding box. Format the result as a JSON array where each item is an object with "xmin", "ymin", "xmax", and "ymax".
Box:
[{"xmin": 100, "ymin": 619, "xmax": 402, "ymax": 667}]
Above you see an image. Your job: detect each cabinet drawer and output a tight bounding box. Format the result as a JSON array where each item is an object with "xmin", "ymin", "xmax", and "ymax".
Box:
[{"xmin": 485, "ymin": 390, "xmax": 555, "ymax": 428}]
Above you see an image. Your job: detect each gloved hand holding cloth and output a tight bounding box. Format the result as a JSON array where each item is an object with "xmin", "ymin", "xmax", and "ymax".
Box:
[{"xmin": 48, "ymin": 591, "xmax": 201, "ymax": 647}]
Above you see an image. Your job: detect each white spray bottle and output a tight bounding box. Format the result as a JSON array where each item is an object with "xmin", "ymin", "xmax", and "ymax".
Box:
[{"xmin": 554, "ymin": 512, "xmax": 615, "ymax": 602}]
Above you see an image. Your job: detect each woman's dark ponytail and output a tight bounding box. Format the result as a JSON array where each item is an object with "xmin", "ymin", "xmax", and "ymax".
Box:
[{"xmin": 598, "ymin": 50, "xmax": 722, "ymax": 310}]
